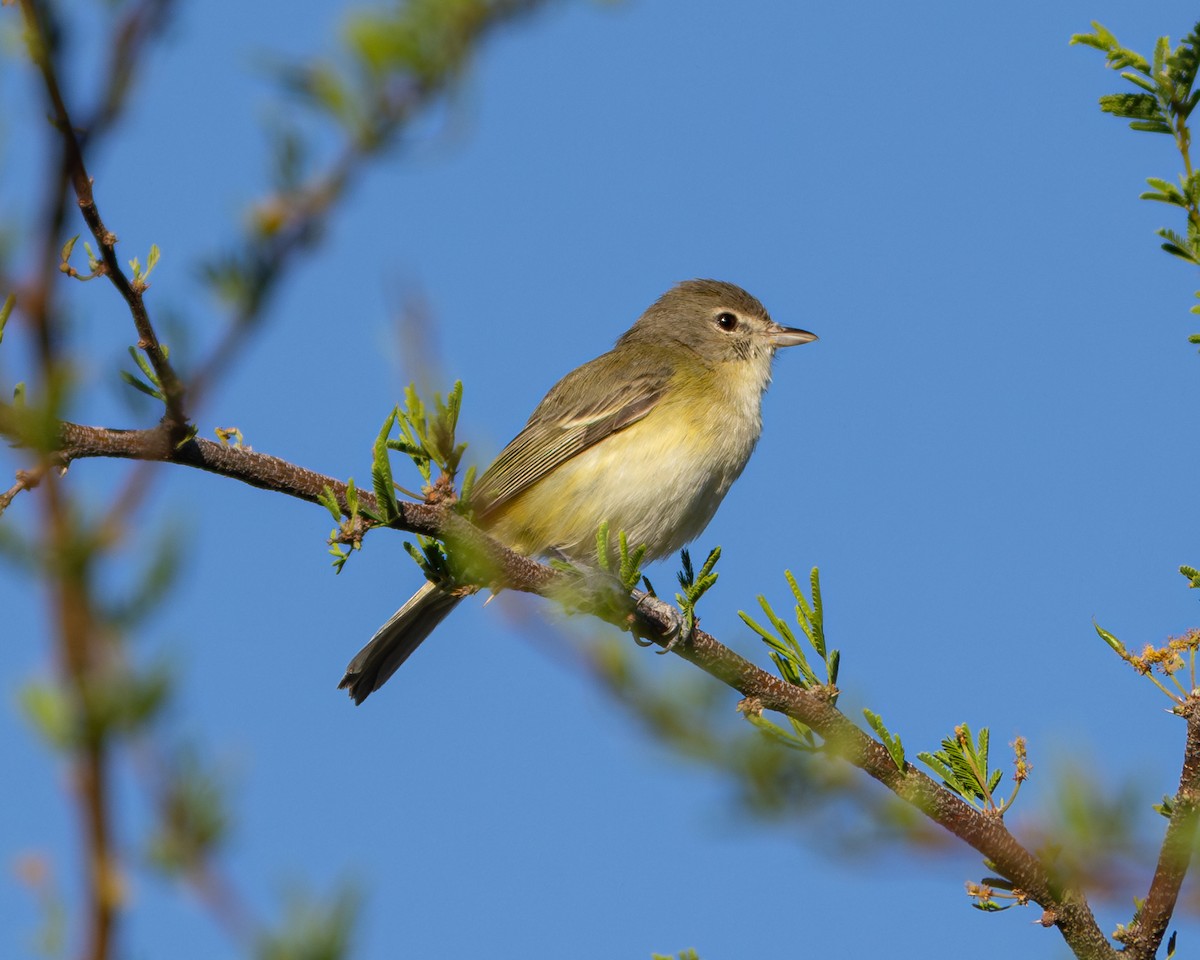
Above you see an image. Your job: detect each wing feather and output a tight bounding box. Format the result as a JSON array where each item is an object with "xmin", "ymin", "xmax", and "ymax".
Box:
[{"xmin": 471, "ymin": 350, "xmax": 673, "ymax": 519}]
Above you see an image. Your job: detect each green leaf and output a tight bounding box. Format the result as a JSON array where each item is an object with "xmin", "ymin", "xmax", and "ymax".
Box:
[
  {"xmin": 739, "ymin": 610, "xmax": 779, "ymax": 644},
  {"xmin": 1158, "ymin": 228, "xmax": 1200, "ymax": 263},
  {"xmin": 758, "ymin": 594, "xmax": 798, "ymax": 650},
  {"xmin": 917, "ymin": 751, "xmax": 958, "ymax": 791},
  {"xmin": 120, "ymin": 370, "xmax": 166, "ymax": 401},
  {"xmin": 1069, "ymin": 23, "xmax": 1117, "ymax": 54},
  {"xmin": 128, "ymin": 345, "xmax": 160, "ymax": 383},
  {"xmin": 256, "ymin": 883, "xmax": 360, "ymax": 960},
  {"xmin": 144, "ymin": 243, "xmax": 161, "ymax": 281},
  {"xmin": 790, "ymin": 567, "xmax": 826, "ymax": 658},
  {"xmin": 317, "ymin": 486, "xmax": 343, "ymax": 523},
  {"xmin": 619, "ymin": 533, "xmax": 648, "ymax": 592},
  {"xmin": 20, "ymin": 682, "xmax": 74, "ymax": 749},
  {"xmin": 146, "ymin": 750, "xmax": 229, "ymax": 873},
  {"xmin": 460, "ymin": 463, "xmax": 477, "ymax": 504},
  {"xmin": 595, "ymin": 520, "xmax": 612, "ymax": 570},
  {"xmin": 1142, "ymin": 177, "xmax": 1186, "ymax": 205},
  {"xmin": 863, "ymin": 708, "xmax": 905, "ymax": 770},
  {"xmin": 1120, "ymin": 70, "xmax": 1157, "ymax": 93},
  {"xmin": 1128, "ymin": 119, "xmax": 1174, "ymax": 134},
  {"xmin": 744, "ymin": 712, "xmax": 817, "ymax": 752},
  {"xmin": 1154, "ymin": 35, "xmax": 1169, "ymax": 79},
  {"xmin": 329, "ymin": 541, "xmax": 350, "ymax": 573},
  {"xmin": 1099, "ymin": 92, "xmax": 1162, "ymax": 120},
  {"xmin": 678, "ymin": 546, "xmax": 720, "ymax": 603},
  {"xmin": 919, "ymin": 725, "xmax": 1000, "ymax": 808},
  {"xmin": 371, "ymin": 408, "xmax": 401, "ymax": 521}
]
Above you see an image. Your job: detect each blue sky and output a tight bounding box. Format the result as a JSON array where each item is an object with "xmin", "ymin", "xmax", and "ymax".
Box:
[{"xmin": 5, "ymin": 1, "xmax": 1200, "ymax": 957}]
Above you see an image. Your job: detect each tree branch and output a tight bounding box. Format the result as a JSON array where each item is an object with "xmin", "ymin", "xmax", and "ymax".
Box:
[
  {"xmin": 1123, "ymin": 699, "xmax": 1200, "ymax": 958},
  {"xmin": 24, "ymin": 414, "xmax": 1117, "ymax": 958}
]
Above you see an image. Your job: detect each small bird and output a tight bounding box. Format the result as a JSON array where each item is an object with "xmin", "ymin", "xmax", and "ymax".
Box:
[{"xmin": 339, "ymin": 279, "xmax": 817, "ymax": 703}]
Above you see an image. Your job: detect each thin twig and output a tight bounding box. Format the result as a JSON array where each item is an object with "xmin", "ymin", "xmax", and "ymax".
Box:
[
  {"xmin": 18, "ymin": 0, "xmax": 188, "ymax": 431},
  {"xmin": 83, "ymin": 0, "xmax": 176, "ymax": 139},
  {"xmin": 0, "ymin": 465, "xmax": 48, "ymax": 516}
]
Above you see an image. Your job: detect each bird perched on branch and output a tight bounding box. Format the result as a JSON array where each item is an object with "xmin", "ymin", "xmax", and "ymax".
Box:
[{"xmin": 340, "ymin": 279, "xmax": 817, "ymax": 704}]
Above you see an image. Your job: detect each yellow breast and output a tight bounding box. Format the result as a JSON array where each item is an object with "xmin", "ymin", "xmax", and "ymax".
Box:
[{"xmin": 484, "ymin": 359, "xmax": 768, "ymax": 561}]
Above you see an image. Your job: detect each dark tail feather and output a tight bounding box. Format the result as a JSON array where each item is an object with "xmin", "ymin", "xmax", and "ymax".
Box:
[{"xmin": 339, "ymin": 582, "xmax": 464, "ymax": 704}]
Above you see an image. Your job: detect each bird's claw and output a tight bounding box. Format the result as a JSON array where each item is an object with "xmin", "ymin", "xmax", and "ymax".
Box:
[
  {"xmin": 632, "ymin": 592, "xmax": 693, "ymax": 654},
  {"xmin": 656, "ymin": 611, "xmax": 694, "ymax": 654}
]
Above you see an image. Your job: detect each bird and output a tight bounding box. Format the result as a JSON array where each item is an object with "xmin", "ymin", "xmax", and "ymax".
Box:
[{"xmin": 339, "ymin": 279, "xmax": 817, "ymax": 703}]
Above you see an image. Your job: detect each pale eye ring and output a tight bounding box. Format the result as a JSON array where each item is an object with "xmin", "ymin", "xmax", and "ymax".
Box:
[{"xmin": 715, "ymin": 311, "xmax": 739, "ymax": 331}]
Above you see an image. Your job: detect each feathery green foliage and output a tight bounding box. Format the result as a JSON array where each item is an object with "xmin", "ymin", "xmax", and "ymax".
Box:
[
  {"xmin": 1074, "ymin": 20, "xmax": 1200, "ymax": 341},
  {"xmin": 740, "ymin": 567, "xmax": 837, "ymax": 695},
  {"xmin": 674, "ymin": 546, "xmax": 720, "ymax": 642},
  {"xmin": 595, "ymin": 520, "xmax": 648, "ymax": 592},
  {"xmin": 918, "ymin": 723, "xmax": 1027, "ymax": 815}
]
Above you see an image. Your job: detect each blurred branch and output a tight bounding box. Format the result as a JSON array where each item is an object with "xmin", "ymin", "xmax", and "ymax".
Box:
[
  {"xmin": 0, "ymin": 464, "xmax": 47, "ymax": 516},
  {"xmin": 188, "ymin": 0, "xmax": 555, "ymax": 408},
  {"xmin": 38, "ymin": 466, "xmax": 120, "ymax": 960},
  {"xmin": 85, "ymin": 0, "xmax": 176, "ymax": 138}
]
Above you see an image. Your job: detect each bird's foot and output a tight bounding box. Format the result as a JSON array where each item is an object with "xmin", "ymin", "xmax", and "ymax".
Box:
[{"xmin": 632, "ymin": 591, "xmax": 692, "ymax": 654}]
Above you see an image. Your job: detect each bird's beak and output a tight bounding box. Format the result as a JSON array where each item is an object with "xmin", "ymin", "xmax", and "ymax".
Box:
[{"xmin": 767, "ymin": 323, "xmax": 818, "ymax": 348}]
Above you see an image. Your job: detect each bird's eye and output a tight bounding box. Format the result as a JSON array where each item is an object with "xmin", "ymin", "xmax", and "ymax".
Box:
[{"xmin": 715, "ymin": 312, "xmax": 739, "ymax": 331}]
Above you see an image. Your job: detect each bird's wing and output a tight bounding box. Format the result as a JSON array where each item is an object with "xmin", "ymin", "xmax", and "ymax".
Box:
[{"xmin": 470, "ymin": 350, "xmax": 673, "ymax": 519}]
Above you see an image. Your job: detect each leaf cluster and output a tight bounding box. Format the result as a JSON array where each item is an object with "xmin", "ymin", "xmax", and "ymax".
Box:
[
  {"xmin": 1072, "ymin": 22, "xmax": 1200, "ymax": 133},
  {"xmin": 918, "ymin": 723, "xmax": 1026, "ymax": 815},
  {"xmin": 22, "ymin": 665, "xmax": 172, "ymax": 750},
  {"xmin": 1091, "ymin": 565, "xmax": 1200, "ymax": 704},
  {"xmin": 384, "ymin": 381, "xmax": 469, "ymax": 490},
  {"xmin": 256, "ymin": 884, "xmax": 360, "ymax": 960},
  {"xmin": 317, "ymin": 382, "xmax": 470, "ymax": 572},
  {"xmin": 595, "ymin": 520, "xmax": 648, "ymax": 593},
  {"xmin": 674, "ymin": 546, "xmax": 720, "ymax": 642},
  {"xmin": 739, "ymin": 568, "xmax": 839, "ymax": 753},
  {"xmin": 146, "ymin": 750, "xmax": 230, "ymax": 876},
  {"xmin": 283, "ymin": 0, "xmax": 544, "ymax": 150},
  {"xmin": 741, "ymin": 568, "xmax": 837, "ymax": 693},
  {"xmin": 1074, "ymin": 21, "xmax": 1200, "ymax": 338}
]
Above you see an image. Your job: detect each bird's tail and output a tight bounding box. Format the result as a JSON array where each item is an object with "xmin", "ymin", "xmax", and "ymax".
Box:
[{"xmin": 338, "ymin": 581, "xmax": 464, "ymax": 704}]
